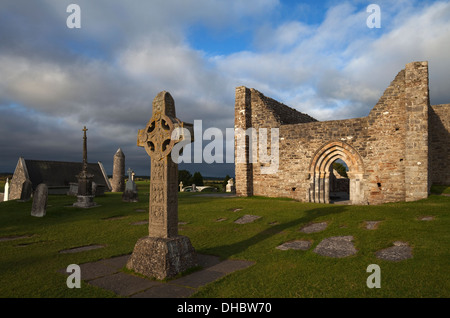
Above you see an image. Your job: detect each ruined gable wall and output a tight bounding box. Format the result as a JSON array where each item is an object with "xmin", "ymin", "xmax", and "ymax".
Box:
[
  {"xmin": 250, "ymin": 65, "xmax": 410, "ymax": 205},
  {"xmin": 430, "ymin": 104, "xmax": 450, "ymax": 185},
  {"xmin": 9, "ymin": 157, "xmax": 29, "ymax": 200},
  {"xmin": 363, "ymin": 68, "xmax": 407, "ymax": 204}
]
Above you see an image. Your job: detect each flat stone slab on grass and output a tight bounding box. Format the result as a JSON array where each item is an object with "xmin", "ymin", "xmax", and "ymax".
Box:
[
  {"xmin": 131, "ymin": 220, "xmax": 148, "ymax": 225},
  {"xmin": 234, "ymin": 215, "xmax": 261, "ymax": 224},
  {"xmin": 59, "ymin": 244, "xmax": 105, "ymax": 254},
  {"xmin": 0, "ymin": 235, "xmax": 33, "ymax": 242},
  {"xmin": 276, "ymin": 240, "xmax": 312, "ymax": 251},
  {"xmin": 418, "ymin": 216, "xmax": 435, "ymax": 221},
  {"xmin": 364, "ymin": 221, "xmax": 382, "ymax": 230},
  {"xmin": 300, "ymin": 222, "xmax": 328, "ymax": 233},
  {"xmin": 59, "ymin": 254, "xmax": 254, "ymax": 298},
  {"xmin": 102, "ymin": 216, "xmax": 128, "ymax": 221},
  {"xmin": 375, "ymin": 241, "xmax": 413, "ymax": 262},
  {"xmin": 215, "ymin": 218, "xmax": 227, "ymax": 222},
  {"xmin": 313, "ymin": 236, "xmax": 358, "ymax": 258}
]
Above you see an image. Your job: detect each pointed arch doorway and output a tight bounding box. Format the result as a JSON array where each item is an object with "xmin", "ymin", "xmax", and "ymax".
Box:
[{"xmin": 308, "ymin": 141, "xmax": 365, "ymax": 204}]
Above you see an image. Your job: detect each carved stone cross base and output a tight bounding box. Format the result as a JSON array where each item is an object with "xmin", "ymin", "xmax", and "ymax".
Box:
[
  {"xmin": 126, "ymin": 236, "xmax": 197, "ymax": 280},
  {"xmin": 73, "ymin": 195, "xmax": 98, "ymax": 208}
]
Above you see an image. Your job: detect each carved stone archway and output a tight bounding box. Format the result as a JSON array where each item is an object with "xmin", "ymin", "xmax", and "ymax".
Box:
[{"xmin": 308, "ymin": 141, "xmax": 364, "ymax": 204}]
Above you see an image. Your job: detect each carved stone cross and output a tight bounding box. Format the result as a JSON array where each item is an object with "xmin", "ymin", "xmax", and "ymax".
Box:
[
  {"xmin": 137, "ymin": 91, "xmax": 190, "ymax": 238},
  {"xmin": 128, "ymin": 91, "xmax": 197, "ymax": 280}
]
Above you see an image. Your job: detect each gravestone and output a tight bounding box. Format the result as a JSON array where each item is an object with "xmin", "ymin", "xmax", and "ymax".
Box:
[
  {"xmin": 179, "ymin": 181, "xmax": 183, "ymax": 192},
  {"xmin": 31, "ymin": 183, "xmax": 48, "ymax": 217},
  {"xmin": 73, "ymin": 126, "xmax": 98, "ymax": 208},
  {"xmin": 192, "ymin": 184, "xmax": 197, "ymax": 192},
  {"xmin": 126, "ymin": 91, "xmax": 197, "ymax": 280},
  {"xmin": 122, "ymin": 168, "xmax": 138, "ymax": 202},
  {"xmin": 3, "ymin": 178, "xmax": 9, "ymax": 202},
  {"xmin": 226, "ymin": 178, "xmax": 235, "ymax": 193},
  {"xmin": 19, "ymin": 179, "xmax": 32, "ymax": 202}
]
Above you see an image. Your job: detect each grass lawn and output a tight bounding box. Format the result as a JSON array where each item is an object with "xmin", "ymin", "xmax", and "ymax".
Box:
[{"xmin": 0, "ymin": 181, "xmax": 449, "ymax": 298}]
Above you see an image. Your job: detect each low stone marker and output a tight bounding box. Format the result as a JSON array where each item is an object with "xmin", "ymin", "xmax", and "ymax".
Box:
[
  {"xmin": 122, "ymin": 168, "xmax": 138, "ymax": 202},
  {"xmin": 234, "ymin": 215, "xmax": 261, "ymax": 224},
  {"xmin": 31, "ymin": 184, "xmax": 48, "ymax": 217},
  {"xmin": 313, "ymin": 236, "xmax": 358, "ymax": 258},
  {"xmin": 375, "ymin": 241, "xmax": 413, "ymax": 261},
  {"xmin": 300, "ymin": 222, "xmax": 328, "ymax": 233},
  {"xmin": 276, "ymin": 240, "xmax": 311, "ymax": 251}
]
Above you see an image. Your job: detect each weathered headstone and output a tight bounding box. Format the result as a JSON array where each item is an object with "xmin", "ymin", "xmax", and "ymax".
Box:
[
  {"xmin": 73, "ymin": 126, "xmax": 97, "ymax": 208},
  {"xmin": 19, "ymin": 179, "xmax": 32, "ymax": 202},
  {"xmin": 226, "ymin": 178, "xmax": 235, "ymax": 193},
  {"xmin": 192, "ymin": 184, "xmax": 197, "ymax": 192},
  {"xmin": 179, "ymin": 181, "xmax": 183, "ymax": 192},
  {"xmin": 3, "ymin": 178, "xmax": 9, "ymax": 202},
  {"xmin": 122, "ymin": 168, "xmax": 138, "ymax": 202},
  {"xmin": 111, "ymin": 148, "xmax": 125, "ymax": 192},
  {"xmin": 31, "ymin": 183, "xmax": 48, "ymax": 217},
  {"xmin": 126, "ymin": 91, "xmax": 197, "ymax": 280}
]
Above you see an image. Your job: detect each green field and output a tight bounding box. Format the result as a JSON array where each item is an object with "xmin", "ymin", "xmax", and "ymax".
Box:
[{"xmin": 0, "ymin": 181, "xmax": 449, "ymax": 298}]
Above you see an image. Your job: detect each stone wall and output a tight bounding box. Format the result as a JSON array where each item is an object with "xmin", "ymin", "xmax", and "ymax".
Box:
[
  {"xmin": 235, "ymin": 61, "xmax": 445, "ymax": 205},
  {"xmin": 430, "ymin": 104, "xmax": 450, "ymax": 185},
  {"xmin": 9, "ymin": 157, "xmax": 28, "ymax": 200}
]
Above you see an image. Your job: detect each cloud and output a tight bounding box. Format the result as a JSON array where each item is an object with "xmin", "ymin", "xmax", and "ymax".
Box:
[{"xmin": 0, "ymin": 0, "xmax": 449, "ymax": 176}]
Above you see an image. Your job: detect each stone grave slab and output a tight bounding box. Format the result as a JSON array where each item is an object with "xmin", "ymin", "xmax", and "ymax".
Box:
[
  {"xmin": 131, "ymin": 220, "xmax": 148, "ymax": 225},
  {"xmin": 234, "ymin": 215, "xmax": 261, "ymax": 224},
  {"xmin": 59, "ymin": 244, "xmax": 104, "ymax": 254},
  {"xmin": 276, "ymin": 240, "xmax": 312, "ymax": 251},
  {"xmin": 0, "ymin": 235, "xmax": 33, "ymax": 242},
  {"xmin": 300, "ymin": 222, "xmax": 328, "ymax": 233},
  {"xmin": 88, "ymin": 272, "xmax": 160, "ymax": 297},
  {"xmin": 375, "ymin": 241, "xmax": 413, "ymax": 261},
  {"xmin": 418, "ymin": 216, "xmax": 435, "ymax": 221},
  {"xmin": 364, "ymin": 221, "xmax": 381, "ymax": 230},
  {"xmin": 313, "ymin": 236, "xmax": 358, "ymax": 258}
]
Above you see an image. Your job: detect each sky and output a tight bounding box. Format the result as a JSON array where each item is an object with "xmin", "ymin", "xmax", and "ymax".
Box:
[{"xmin": 0, "ymin": 0, "xmax": 449, "ymax": 178}]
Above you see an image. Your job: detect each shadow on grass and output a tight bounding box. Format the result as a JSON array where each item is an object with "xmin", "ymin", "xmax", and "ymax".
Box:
[{"xmin": 202, "ymin": 204, "xmax": 348, "ymax": 259}]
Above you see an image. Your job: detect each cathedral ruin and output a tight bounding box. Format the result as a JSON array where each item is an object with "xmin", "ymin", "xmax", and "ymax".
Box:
[{"xmin": 234, "ymin": 61, "xmax": 450, "ymax": 205}]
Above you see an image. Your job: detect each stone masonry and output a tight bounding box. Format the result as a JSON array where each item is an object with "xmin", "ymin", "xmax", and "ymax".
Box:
[
  {"xmin": 234, "ymin": 61, "xmax": 450, "ymax": 205},
  {"xmin": 111, "ymin": 148, "xmax": 125, "ymax": 192}
]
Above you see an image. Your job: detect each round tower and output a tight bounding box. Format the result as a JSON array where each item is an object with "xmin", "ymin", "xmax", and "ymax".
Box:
[{"xmin": 112, "ymin": 148, "xmax": 125, "ymax": 192}]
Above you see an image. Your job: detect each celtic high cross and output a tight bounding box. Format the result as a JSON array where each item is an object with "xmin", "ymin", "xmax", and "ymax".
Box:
[{"xmin": 137, "ymin": 91, "xmax": 192, "ymax": 238}]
